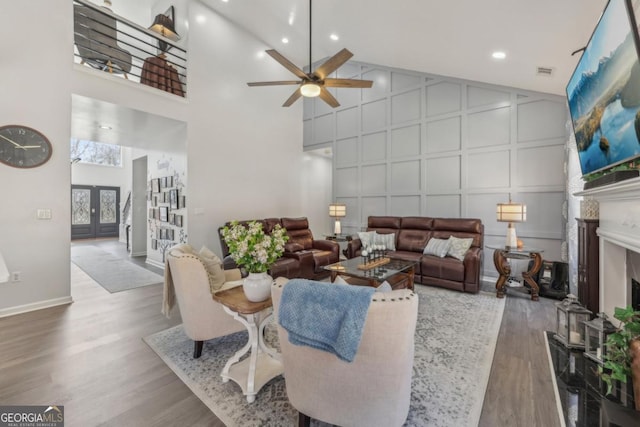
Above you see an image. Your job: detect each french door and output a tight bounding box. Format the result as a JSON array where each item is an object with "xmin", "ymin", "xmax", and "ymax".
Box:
[{"xmin": 71, "ymin": 185, "xmax": 120, "ymax": 240}]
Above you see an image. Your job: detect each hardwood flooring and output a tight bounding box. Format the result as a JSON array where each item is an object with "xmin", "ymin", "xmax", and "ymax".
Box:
[{"xmin": 0, "ymin": 240, "xmax": 561, "ymax": 426}]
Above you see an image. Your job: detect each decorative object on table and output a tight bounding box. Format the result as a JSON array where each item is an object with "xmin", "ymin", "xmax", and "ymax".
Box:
[
  {"xmin": 554, "ymin": 294, "xmax": 592, "ymax": 349},
  {"xmin": 328, "ymin": 203, "xmax": 346, "ymax": 235},
  {"xmin": 246, "ymin": 0, "xmax": 373, "ymax": 108},
  {"xmin": 584, "ymin": 312, "xmax": 617, "ymax": 364},
  {"xmin": 221, "ymin": 221, "xmax": 288, "ymax": 302},
  {"xmin": 496, "ymin": 197, "xmax": 526, "ymax": 249},
  {"xmin": 0, "ymin": 125, "xmax": 52, "ymax": 168},
  {"xmin": 599, "ymin": 306, "xmax": 640, "ymax": 410},
  {"xmin": 580, "ymin": 196, "xmax": 599, "ymax": 219}
]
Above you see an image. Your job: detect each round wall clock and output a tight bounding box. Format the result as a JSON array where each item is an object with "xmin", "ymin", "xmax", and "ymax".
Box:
[{"xmin": 0, "ymin": 125, "xmax": 53, "ymax": 168}]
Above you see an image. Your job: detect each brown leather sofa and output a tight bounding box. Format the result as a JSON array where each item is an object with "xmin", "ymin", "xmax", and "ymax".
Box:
[
  {"xmin": 343, "ymin": 216, "xmax": 484, "ymax": 293},
  {"xmin": 218, "ymin": 217, "xmax": 340, "ymax": 280}
]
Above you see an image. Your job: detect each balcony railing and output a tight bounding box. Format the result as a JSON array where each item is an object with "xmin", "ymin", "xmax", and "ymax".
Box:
[{"xmin": 73, "ymin": 0, "xmax": 187, "ymax": 97}]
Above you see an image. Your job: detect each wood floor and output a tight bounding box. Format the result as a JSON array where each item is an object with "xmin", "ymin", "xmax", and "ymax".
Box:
[{"xmin": 0, "ymin": 240, "xmax": 561, "ymax": 426}]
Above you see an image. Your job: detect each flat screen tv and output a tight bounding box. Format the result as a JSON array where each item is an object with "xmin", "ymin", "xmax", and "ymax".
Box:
[{"xmin": 567, "ymin": 0, "xmax": 640, "ymax": 177}]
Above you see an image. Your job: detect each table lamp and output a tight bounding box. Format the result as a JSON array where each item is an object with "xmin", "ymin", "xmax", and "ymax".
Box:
[
  {"xmin": 496, "ymin": 198, "xmax": 526, "ymax": 249},
  {"xmin": 329, "ymin": 203, "xmax": 346, "ymax": 235}
]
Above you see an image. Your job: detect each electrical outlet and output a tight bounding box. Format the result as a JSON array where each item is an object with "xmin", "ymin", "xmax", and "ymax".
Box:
[{"xmin": 11, "ymin": 271, "xmax": 21, "ymax": 282}]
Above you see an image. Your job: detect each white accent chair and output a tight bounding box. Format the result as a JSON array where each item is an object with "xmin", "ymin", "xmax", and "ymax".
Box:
[
  {"xmin": 271, "ymin": 278, "xmax": 419, "ymax": 427},
  {"xmin": 166, "ymin": 246, "xmax": 245, "ymax": 358}
]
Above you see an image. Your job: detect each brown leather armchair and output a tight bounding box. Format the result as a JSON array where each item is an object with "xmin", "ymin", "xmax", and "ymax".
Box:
[{"xmin": 281, "ymin": 217, "xmax": 340, "ymax": 280}]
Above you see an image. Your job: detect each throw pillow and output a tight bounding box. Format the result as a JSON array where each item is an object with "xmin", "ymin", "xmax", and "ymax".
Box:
[
  {"xmin": 357, "ymin": 231, "xmax": 376, "ymax": 249},
  {"xmin": 198, "ymin": 246, "xmax": 226, "ymax": 292},
  {"xmin": 373, "ymin": 232, "xmax": 396, "ymax": 251},
  {"xmin": 446, "ymin": 236, "xmax": 474, "ymax": 261},
  {"xmin": 423, "ymin": 238, "xmax": 451, "ymax": 258}
]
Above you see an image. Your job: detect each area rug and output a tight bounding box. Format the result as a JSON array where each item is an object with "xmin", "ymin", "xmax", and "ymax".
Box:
[
  {"xmin": 144, "ymin": 285, "xmax": 505, "ymax": 427},
  {"xmin": 71, "ymin": 245, "xmax": 163, "ymax": 293}
]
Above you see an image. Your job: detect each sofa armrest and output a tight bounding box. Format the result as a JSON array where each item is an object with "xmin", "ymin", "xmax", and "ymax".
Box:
[
  {"xmin": 283, "ymin": 250, "xmax": 315, "ymax": 278},
  {"xmin": 284, "ymin": 242, "xmax": 305, "ymax": 253},
  {"xmin": 343, "ymin": 238, "xmax": 362, "ymax": 259},
  {"xmin": 312, "ymin": 239, "xmax": 340, "ymax": 255},
  {"xmin": 463, "ymin": 247, "xmax": 483, "ymax": 291}
]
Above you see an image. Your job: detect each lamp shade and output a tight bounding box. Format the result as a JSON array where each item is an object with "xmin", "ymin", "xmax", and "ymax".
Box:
[
  {"xmin": 149, "ymin": 13, "xmax": 179, "ymax": 41},
  {"xmin": 329, "ymin": 203, "xmax": 346, "ymax": 218},
  {"xmin": 496, "ymin": 202, "xmax": 526, "ymax": 223}
]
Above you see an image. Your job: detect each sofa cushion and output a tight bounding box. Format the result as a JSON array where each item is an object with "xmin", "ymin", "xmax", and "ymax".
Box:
[
  {"xmin": 357, "ymin": 231, "xmax": 376, "ymax": 249},
  {"xmin": 397, "ymin": 229, "xmax": 431, "ymax": 252},
  {"xmin": 282, "ymin": 217, "xmax": 314, "ymax": 249},
  {"xmin": 447, "ymin": 236, "xmax": 474, "ymax": 261},
  {"xmin": 367, "ymin": 216, "xmax": 401, "ymax": 229},
  {"xmin": 423, "ymin": 238, "xmax": 450, "ymax": 258},
  {"xmin": 374, "ymin": 231, "xmax": 396, "ymax": 251},
  {"xmin": 422, "ymin": 255, "xmax": 465, "ymax": 282}
]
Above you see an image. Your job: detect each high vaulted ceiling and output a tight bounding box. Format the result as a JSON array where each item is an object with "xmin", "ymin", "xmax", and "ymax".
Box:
[{"xmin": 202, "ymin": 0, "xmax": 607, "ymax": 96}]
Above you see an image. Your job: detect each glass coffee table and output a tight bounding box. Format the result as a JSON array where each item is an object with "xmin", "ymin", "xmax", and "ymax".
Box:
[{"xmin": 323, "ymin": 257, "xmax": 416, "ymax": 290}]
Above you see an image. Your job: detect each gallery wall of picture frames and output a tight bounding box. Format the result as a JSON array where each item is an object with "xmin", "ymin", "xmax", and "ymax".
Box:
[{"xmin": 148, "ymin": 175, "xmax": 186, "ymax": 245}]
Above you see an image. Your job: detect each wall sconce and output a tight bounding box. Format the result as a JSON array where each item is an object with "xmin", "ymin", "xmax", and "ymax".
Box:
[
  {"xmin": 329, "ymin": 203, "xmax": 346, "ymax": 235},
  {"xmin": 149, "ymin": 6, "xmax": 180, "ymax": 52},
  {"xmin": 496, "ymin": 198, "xmax": 526, "ymax": 249}
]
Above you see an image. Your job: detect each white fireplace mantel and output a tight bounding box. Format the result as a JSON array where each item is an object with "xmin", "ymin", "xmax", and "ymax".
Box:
[{"xmin": 575, "ymin": 176, "xmax": 640, "ymax": 317}]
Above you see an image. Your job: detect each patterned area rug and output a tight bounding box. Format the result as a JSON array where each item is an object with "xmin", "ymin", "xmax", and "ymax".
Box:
[
  {"xmin": 144, "ymin": 285, "xmax": 505, "ymax": 426},
  {"xmin": 71, "ymin": 245, "xmax": 163, "ymax": 293}
]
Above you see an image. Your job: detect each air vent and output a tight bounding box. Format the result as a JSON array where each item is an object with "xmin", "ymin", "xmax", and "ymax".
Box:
[{"xmin": 536, "ymin": 66, "xmax": 554, "ymax": 76}]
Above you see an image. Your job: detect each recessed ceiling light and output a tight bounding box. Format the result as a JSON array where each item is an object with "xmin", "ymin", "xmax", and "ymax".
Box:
[
  {"xmin": 330, "ymin": 33, "xmax": 339, "ymax": 41},
  {"xmin": 196, "ymin": 15, "xmax": 206, "ymax": 24},
  {"xmin": 282, "ymin": 37, "xmax": 289, "ymax": 44},
  {"xmin": 492, "ymin": 51, "xmax": 506, "ymax": 60},
  {"xmin": 98, "ymin": 125, "xmax": 112, "ymax": 130},
  {"xmin": 221, "ymin": 0, "xmax": 229, "ymax": 3}
]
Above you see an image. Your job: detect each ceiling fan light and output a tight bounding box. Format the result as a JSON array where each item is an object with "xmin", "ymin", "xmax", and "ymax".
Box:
[{"xmin": 300, "ymin": 83, "xmax": 321, "ymax": 97}]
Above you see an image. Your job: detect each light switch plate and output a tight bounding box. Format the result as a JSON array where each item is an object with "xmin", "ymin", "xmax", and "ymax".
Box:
[{"xmin": 37, "ymin": 209, "xmax": 52, "ymax": 220}]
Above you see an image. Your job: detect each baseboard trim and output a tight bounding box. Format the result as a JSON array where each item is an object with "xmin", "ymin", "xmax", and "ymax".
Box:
[
  {"xmin": 0, "ymin": 296, "xmax": 74, "ymax": 318},
  {"xmin": 146, "ymin": 258, "xmax": 164, "ymax": 270}
]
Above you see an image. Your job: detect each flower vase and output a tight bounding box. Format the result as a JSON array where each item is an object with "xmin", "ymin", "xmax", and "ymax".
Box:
[{"xmin": 243, "ymin": 272, "xmax": 273, "ymax": 302}]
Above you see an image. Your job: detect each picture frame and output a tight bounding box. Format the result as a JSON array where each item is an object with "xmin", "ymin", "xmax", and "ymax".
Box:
[
  {"xmin": 175, "ymin": 215, "xmax": 183, "ymax": 227},
  {"xmin": 170, "ymin": 189, "xmax": 178, "ymax": 209},
  {"xmin": 151, "ymin": 239, "xmax": 158, "ymax": 250},
  {"xmin": 151, "ymin": 178, "xmax": 160, "ymax": 193},
  {"xmin": 161, "ymin": 176, "xmax": 168, "ymax": 189},
  {"xmin": 179, "ymin": 195, "xmax": 186, "ymax": 209},
  {"xmin": 159, "ymin": 206, "xmax": 169, "ymax": 222},
  {"xmin": 169, "ymin": 213, "xmax": 175, "ymax": 225},
  {"xmin": 166, "ymin": 176, "xmax": 173, "ymax": 188},
  {"xmin": 152, "ymin": 195, "xmax": 158, "ymax": 207},
  {"xmin": 168, "ymin": 229, "xmax": 174, "ymax": 240}
]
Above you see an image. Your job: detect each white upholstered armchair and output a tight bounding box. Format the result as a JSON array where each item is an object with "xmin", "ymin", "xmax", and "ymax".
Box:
[
  {"xmin": 271, "ymin": 278, "xmax": 419, "ymax": 427},
  {"xmin": 165, "ymin": 245, "xmax": 245, "ymax": 358}
]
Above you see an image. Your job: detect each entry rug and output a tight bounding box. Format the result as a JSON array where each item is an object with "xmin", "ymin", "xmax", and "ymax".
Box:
[
  {"xmin": 71, "ymin": 245, "xmax": 163, "ymax": 293},
  {"xmin": 144, "ymin": 285, "xmax": 505, "ymax": 426}
]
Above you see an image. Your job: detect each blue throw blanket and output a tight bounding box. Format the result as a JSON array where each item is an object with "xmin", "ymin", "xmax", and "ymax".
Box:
[{"xmin": 279, "ymin": 279, "xmax": 375, "ymax": 362}]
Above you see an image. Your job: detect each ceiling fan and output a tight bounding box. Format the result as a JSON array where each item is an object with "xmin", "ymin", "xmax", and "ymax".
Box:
[{"xmin": 247, "ymin": 0, "xmax": 373, "ymax": 108}]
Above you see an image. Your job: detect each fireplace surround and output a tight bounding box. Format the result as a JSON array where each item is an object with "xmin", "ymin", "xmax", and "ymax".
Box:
[{"xmin": 576, "ymin": 177, "xmax": 640, "ymax": 318}]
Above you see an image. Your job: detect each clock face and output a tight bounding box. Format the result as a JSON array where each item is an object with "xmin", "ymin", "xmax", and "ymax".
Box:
[{"xmin": 0, "ymin": 125, "xmax": 53, "ymax": 168}]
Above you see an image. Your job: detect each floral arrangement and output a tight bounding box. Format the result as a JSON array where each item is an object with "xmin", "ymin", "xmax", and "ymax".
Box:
[{"xmin": 221, "ymin": 221, "xmax": 288, "ymax": 274}]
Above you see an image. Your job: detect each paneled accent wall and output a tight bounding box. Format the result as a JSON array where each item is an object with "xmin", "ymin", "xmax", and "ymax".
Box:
[{"xmin": 303, "ymin": 62, "xmax": 567, "ymax": 279}]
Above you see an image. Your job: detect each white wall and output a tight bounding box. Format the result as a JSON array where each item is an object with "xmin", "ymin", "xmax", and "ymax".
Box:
[{"xmin": 0, "ymin": 0, "xmax": 74, "ymax": 315}]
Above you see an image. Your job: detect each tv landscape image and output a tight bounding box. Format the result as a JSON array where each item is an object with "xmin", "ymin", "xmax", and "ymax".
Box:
[{"xmin": 567, "ymin": 0, "xmax": 640, "ymax": 176}]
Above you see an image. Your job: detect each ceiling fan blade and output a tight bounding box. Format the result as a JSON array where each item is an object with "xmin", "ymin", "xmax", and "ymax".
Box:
[
  {"xmin": 324, "ymin": 78, "xmax": 373, "ymax": 88},
  {"xmin": 282, "ymin": 87, "xmax": 303, "ymax": 107},
  {"xmin": 247, "ymin": 80, "xmax": 302, "ymax": 87},
  {"xmin": 313, "ymin": 48, "xmax": 354, "ymax": 80},
  {"xmin": 318, "ymin": 86, "xmax": 340, "ymax": 108},
  {"xmin": 266, "ymin": 50, "xmax": 309, "ymax": 80}
]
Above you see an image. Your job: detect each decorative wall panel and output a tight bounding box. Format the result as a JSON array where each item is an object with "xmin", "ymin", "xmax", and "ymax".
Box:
[
  {"xmin": 391, "ymin": 196, "xmax": 421, "ymax": 216},
  {"xmin": 314, "ymin": 113, "xmax": 334, "ymax": 144},
  {"xmin": 362, "ymin": 99, "xmax": 387, "ymax": 132},
  {"xmin": 335, "ymin": 167, "xmax": 358, "ymax": 197},
  {"xmin": 517, "ymin": 100, "xmax": 567, "ymax": 142},
  {"xmin": 426, "ymin": 156, "xmax": 460, "ymax": 193},
  {"xmin": 362, "ymin": 131, "xmax": 387, "ymax": 162},
  {"xmin": 336, "ymin": 137, "xmax": 358, "ymax": 166},
  {"xmin": 391, "ymin": 160, "xmax": 420, "ymax": 192},
  {"xmin": 391, "ymin": 125, "xmax": 420, "ymax": 158},
  {"xmin": 425, "ymin": 195, "xmax": 460, "ymax": 218},
  {"xmin": 467, "ymin": 86, "xmax": 510, "ymax": 108},
  {"xmin": 361, "ymin": 164, "xmax": 386, "ymax": 194},
  {"xmin": 426, "ymin": 116, "xmax": 461, "ymax": 153},
  {"xmin": 361, "ymin": 197, "xmax": 387, "ymax": 223},
  {"xmin": 337, "ymin": 107, "xmax": 358, "ymax": 138},
  {"xmin": 391, "ymin": 89, "xmax": 421, "ymax": 124},
  {"xmin": 467, "ymin": 106, "xmax": 511, "ymax": 148},
  {"xmin": 467, "ymin": 150, "xmax": 510, "ymax": 188},
  {"xmin": 362, "ymin": 69, "xmax": 389, "ymax": 102},
  {"xmin": 426, "ymin": 82, "xmax": 461, "ymax": 116},
  {"xmin": 391, "ymin": 72, "xmax": 422, "ymax": 92},
  {"xmin": 517, "ymin": 145, "xmax": 565, "ymax": 187}
]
